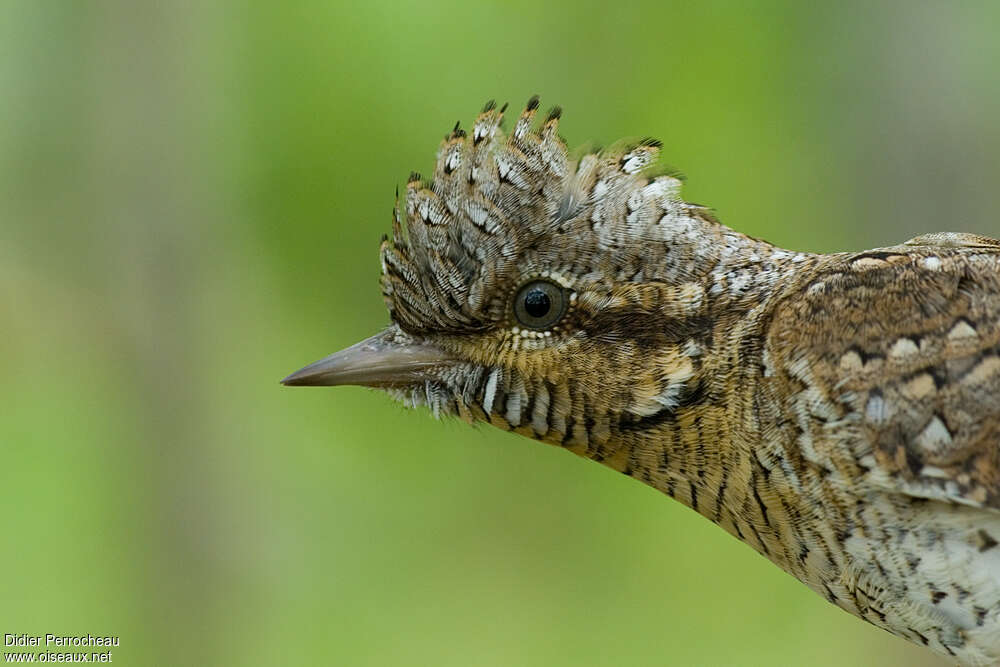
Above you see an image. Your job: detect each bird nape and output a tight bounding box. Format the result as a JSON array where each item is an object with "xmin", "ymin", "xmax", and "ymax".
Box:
[{"xmin": 283, "ymin": 97, "xmax": 1000, "ymax": 665}]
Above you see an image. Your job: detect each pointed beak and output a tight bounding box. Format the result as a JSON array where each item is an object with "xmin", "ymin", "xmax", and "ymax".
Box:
[{"xmin": 281, "ymin": 331, "xmax": 455, "ymax": 388}]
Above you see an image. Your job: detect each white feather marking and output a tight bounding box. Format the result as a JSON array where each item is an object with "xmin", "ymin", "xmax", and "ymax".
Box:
[
  {"xmin": 506, "ymin": 375, "xmax": 525, "ymax": 426},
  {"xmin": 496, "ymin": 157, "xmax": 511, "ymax": 179},
  {"xmin": 865, "ymin": 394, "xmax": 890, "ymax": 424},
  {"xmin": 482, "ymin": 368, "xmax": 501, "ymax": 413},
  {"xmin": 621, "ymin": 150, "xmax": 651, "ymax": 174},
  {"xmin": 889, "ymin": 337, "xmax": 919, "ymax": 358},
  {"xmin": 948, "ymin": 320, "xmax": 977, "ymax": 340},
  {"xmin": 531, "ymin": 384, "xmax": 550, "ymax": 435},
  {"xmin": 592, "ymin": 180, "xmax": 608, "ymax": 201},
  {"xmin": 915, "ymin": 416, "xmax": 952, "ymax": 453},
  {"xmin": 467, "ymin": 201, "xmax": 488, "ymax": 226}
]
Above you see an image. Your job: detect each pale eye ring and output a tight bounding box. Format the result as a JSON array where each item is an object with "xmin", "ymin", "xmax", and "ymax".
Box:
[{"xmin": 513, "ymin": 280, "xmax": 567, "ymax": 331}]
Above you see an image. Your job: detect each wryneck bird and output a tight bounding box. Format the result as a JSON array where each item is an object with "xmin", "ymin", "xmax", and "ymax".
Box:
[{"xmin": 283, "ymin": 98, "xmax": 1000, "ymax": 665}]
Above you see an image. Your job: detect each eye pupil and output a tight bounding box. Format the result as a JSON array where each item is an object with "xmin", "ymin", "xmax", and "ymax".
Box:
[
  {"xmin": 523, "ymin": 289, "xmax": 550, "ymax": 317},
  {"xmin": 513, "ymin": 279, "xmax": 567, "ymax": 331}
]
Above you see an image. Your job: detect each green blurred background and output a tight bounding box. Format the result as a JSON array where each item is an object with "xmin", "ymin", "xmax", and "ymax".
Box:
[{"xmin": 3, "ymin": 1, "xmax": 999, "ymax": 665}]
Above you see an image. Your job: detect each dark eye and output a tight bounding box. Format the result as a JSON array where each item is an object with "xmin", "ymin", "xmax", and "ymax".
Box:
[{"xmin": 513, "ymin": 280, "xmax": 567, "ymax": 330}]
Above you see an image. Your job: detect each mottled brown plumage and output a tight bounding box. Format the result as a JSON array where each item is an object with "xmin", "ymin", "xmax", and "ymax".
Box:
[{"xmin": 283, "ymin": 99, "xmax": 1000, "ymax": 664}]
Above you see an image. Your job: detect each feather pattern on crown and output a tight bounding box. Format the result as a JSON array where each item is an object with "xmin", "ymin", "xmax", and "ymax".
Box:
[{"xmin": 378, "ymin": 97, "xmax": 708, "ymax": 336}]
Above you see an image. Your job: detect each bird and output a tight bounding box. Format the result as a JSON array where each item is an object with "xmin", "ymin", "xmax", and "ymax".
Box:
[{"xmin": 282, "ymin": 97, "xmax": 1000, "ymax": 665}]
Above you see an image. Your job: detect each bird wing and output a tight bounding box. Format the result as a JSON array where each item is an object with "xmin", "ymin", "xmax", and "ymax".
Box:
[{"xmin": 764, "ymin": 234, "xmax": 1000, "ymax": 511}]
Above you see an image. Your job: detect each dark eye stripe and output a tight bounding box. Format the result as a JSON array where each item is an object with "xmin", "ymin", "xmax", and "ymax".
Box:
[{"xmin": 514, "ymin": 280, "xmax": 566, "ymax": 330}]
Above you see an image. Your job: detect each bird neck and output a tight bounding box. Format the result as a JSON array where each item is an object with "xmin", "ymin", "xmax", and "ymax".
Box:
[
  {"xmin": 576, "ymin": 223, "xmax": 821, "ymax": 551},
  {"xmin": 682, "ymin": 215, "xmax": 817, "ymax": 316}
]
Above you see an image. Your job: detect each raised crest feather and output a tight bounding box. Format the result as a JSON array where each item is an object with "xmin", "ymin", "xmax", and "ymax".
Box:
[{"xmin": 380, "ymin": 98, "xmax": 703, "ymax": 335}]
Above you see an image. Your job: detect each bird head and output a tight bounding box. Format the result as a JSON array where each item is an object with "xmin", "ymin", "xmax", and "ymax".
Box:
[{"xmin": 283, "ymin": 98, "xmax": 760, "ymax": 456}]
